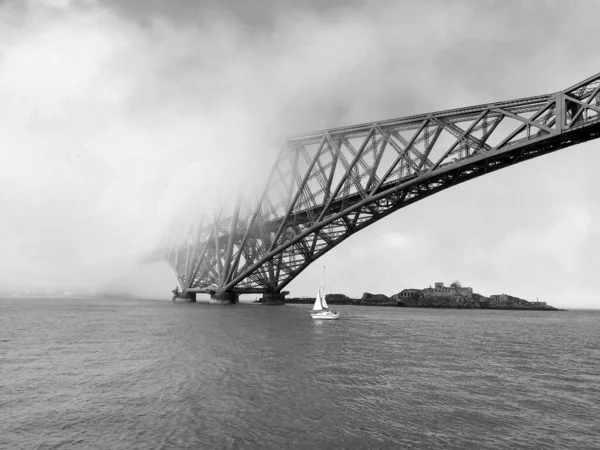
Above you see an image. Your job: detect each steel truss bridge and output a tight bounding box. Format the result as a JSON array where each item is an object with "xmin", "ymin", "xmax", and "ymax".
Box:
[{"xmin": 157, "ymin": 71, "xmax": 600, "ymax": 303}]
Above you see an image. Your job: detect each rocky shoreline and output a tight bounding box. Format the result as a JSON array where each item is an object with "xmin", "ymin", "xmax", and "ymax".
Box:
[{"xmin": 285, "ymin": 292, "xmax": 563, "ymax": 310}]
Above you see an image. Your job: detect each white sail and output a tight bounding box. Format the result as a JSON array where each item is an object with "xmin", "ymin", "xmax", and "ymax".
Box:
[
  {"xmin": 312, "ymin": 290, "xmax": 323, "ymax": 311},
  {"xmin": 310, "ymin": 266, "xmax": 339, "ymax": 320},
  {"xmin": 321, "ymin": 291, "xmax": 329, "ymax": 309}
]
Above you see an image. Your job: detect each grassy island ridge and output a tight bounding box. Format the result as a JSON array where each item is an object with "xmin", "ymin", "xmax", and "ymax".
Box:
[{"xmin": 285, "ymin": 291, "xmax": 561, "ymax": 310}]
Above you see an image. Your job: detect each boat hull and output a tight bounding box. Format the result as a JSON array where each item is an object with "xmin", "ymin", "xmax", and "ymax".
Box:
[{"xmin": 311, "ymin": 312, "xmax": 340, "ymax": 320}]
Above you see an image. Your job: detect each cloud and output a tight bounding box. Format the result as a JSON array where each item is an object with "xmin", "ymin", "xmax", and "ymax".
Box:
[{"xmin": 32, "ymin": 0, "xmax": 76, "ymax": 9}]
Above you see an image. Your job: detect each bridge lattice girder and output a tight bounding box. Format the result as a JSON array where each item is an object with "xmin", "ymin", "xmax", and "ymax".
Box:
[{"xmin": 160, "ymin": 72, "xmax": 600, "ymax": 294}]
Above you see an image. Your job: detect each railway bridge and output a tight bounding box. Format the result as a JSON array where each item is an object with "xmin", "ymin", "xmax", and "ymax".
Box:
[{"xmin": 155, "ymin": 71, "xmax": 600, "ymax": 303}]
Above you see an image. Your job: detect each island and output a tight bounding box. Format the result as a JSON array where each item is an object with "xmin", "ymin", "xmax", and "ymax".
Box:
[{"xmin": 285, "ymin": 281, "xmax": 561, "ymax": 310}]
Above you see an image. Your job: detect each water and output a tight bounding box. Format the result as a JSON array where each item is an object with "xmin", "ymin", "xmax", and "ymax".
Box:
[{"xmin": 1, "ymin": 297, "xmax": 599, "ymax": 449}]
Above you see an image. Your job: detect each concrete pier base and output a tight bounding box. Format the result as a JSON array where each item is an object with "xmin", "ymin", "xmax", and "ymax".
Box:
[
  {"xmin": 209, "ymin": 291, "xmax": 239, "ymax": 304},
  {"xmin": 172, "ymin": 291, "xmax": 196, "ymax": 302},
  {"xmin": 262, "ymin": 292, "xmax": 287, "ymax": 305}
]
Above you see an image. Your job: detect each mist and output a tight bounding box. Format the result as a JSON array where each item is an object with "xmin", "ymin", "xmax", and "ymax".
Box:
[{"xmin": 1, "ymin": 0, "xmax": 600, "ymax": 308}]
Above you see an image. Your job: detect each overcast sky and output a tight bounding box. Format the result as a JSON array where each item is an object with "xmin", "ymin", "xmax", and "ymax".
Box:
[{"xmin": 1, "ymin": 0, "xmax": 599, "ymax": 309}]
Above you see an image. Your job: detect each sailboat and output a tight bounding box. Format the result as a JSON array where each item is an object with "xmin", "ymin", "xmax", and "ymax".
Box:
[{"xmin": 311, "ymin": 266, "xmax": 339, "ymax": 320}]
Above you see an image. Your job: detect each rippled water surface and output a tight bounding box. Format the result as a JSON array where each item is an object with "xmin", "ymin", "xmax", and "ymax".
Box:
[{"xmin": 1, "ymin": 297, "xmax": 599, "ymax": 449}]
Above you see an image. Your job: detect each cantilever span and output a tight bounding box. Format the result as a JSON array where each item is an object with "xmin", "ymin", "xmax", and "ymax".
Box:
[{"xmin": 157, "ymin": 71, "xmax": 600, "ymax": 303}]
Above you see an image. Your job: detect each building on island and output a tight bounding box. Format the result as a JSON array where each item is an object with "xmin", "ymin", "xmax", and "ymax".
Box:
[
  {"xmin": 490, "ymin": 294, "xmax": 537, "ymax": 307},
  {"xmin": 398, "ymin": 289, "xmax": 422, "ymax": 298},
  {"xmin": 422, "ymin": 281, "xmax": 473, "ymax": 298},
  {"xmin": 489, "ymin": 294, "xmax": 508, "ymax": 305}
]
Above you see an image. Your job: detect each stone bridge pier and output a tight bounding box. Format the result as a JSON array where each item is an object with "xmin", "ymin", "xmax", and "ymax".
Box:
[
  {"xmin": 261, "ymin": 292, "xmax": 287, "ymax": 305},
  {"xmin": 209, "ymin": 291, "xmax": 239, "ymax": 304},
  {"xmin": 172, "ymin": 290, "xmax": 196, "ymax": 302}
]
